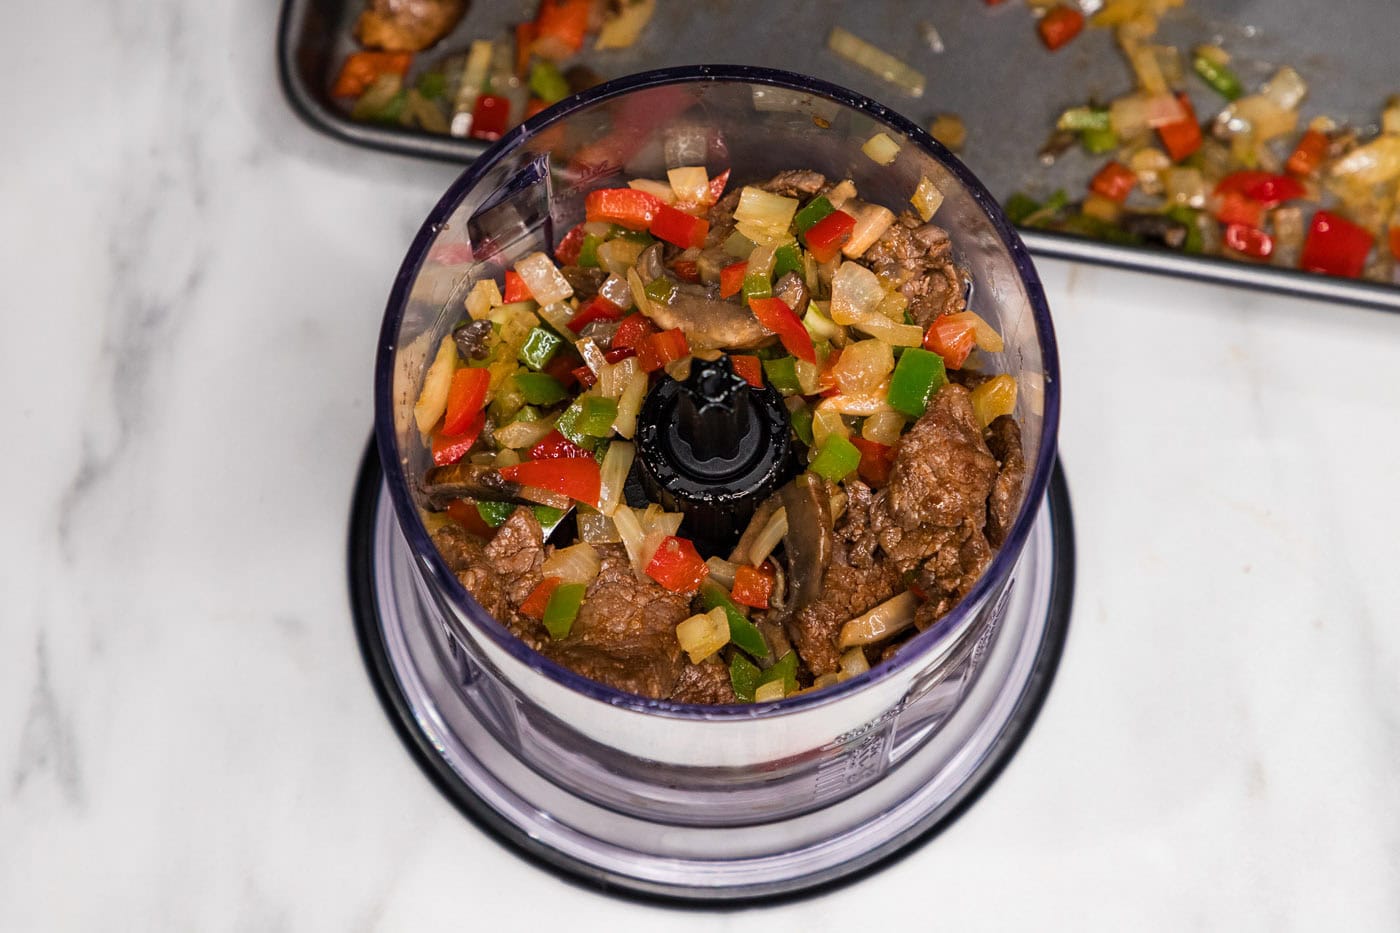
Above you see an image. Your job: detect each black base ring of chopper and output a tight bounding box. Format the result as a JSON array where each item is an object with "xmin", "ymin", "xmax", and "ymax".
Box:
[{"xmin": 347, "ymin": 437, "xmax": 1076, "ymax": 908}]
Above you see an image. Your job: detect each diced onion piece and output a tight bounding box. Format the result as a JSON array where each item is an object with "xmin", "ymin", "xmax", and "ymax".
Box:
[
  {"xmin": 829, "ymin": 261, "xmax": 885, "ymax": 324},
  {"xmin": 494, "ymin": 448, "xmax": 521, "ymax": 467},
  {"xmin": 748, "ymin": 507, "xmax": 788, "ymax": 567},
  {"xmin": 705, "ymin": 556, "xmax": 738, "ymax": 589},
  {"xmin": 838, "ymin": 591, "xmax": 919, "ymax": 648},
  {"xmin": 818, "ymin": 385, "xmax": 893, "ymax": 417},
  {"xmin": 802, "ymin": 304, "xmax": 842, "ymax": 342},
  {"xmin": 449, "ymin": 40, "xmax": 494, "ymax": 137},
  {"xmin": 465, "ymin": 278, "xmax": 504, "ymax": 320},
  {"xmin": 928, "ymin": 113, "xmax": 966, "ymax": 152},
  {"xmin": 832, "ymin": 339, "xmax": 895, "ymax": 394},
  {"xmin": 536, "ymin": 301, "xmax": 575, "ymax": 336},
  {"xmin": 667, "ymin": 166, "xmax": 710, "ymax": 205},
  {"xmin": 839, "ymin": 646, "xmax": 871, "ymax": 679},
  {"xmin": 970, "ymin": 374, "xmax": 1018, "ymax": 427},
  {"xmin": 514, "ymin": 252, "xmax": 574, "ymax": 305},
  {"xmin": 613, "ymin": 505, "xmax": 648, "ymax": 573},
  {"xmin": 842, "ymin": 203, "xmax": 896, "ymax": 258},
  {"xmin": 735, "ymin": 186, "xmax": 799, "ymax": 233},
  {"xmin": 825, "ymin": 179, "xmax": 857, "ymax": 210},
  {"xmin": 613, "ymin": 368, "xmax": 648, "ymax": 439},
  {"xmin": 1261, "ymin": 66, "xmax": 1307, "ymax": 112},
  {"xmin": 910, "ymin": 176, "xmax": 944, "ymax": 222},
  {"xmin": 754, "ymin": 680, "xmax": 787, "ymax": 703},
  {"xmin": 811, "ymin": 672, "xmax": 841, "ymax": 690},
  {"xmin": 628, "ymin": 178, "xmax": 676, "ymax": 204},
  {"xmin": 676, "ymin": 607, "xmax": 730, "ymax": 664},
  {"xmin": 599, "ymin": 354, "xmax": 638, "ymax": 399},
  {"xmin": 598, "ymin": 273, "xmax": 633, "ymax": 310},
  {"xmin": 962, "ymin": 311, "xmax": 1004, "ymax": 352},
  {"xmin": 849, "ymin": 312, "xmax": 923, "ymax": 347},
  {"xmin": 1221, "ymin": 94, "xmax": 1298, "ymax": 143},
  {"xmin": 594, "ymin": 0, "xmax": 655, "ymax": 49},
  {"xmin": 578, "ymin": 337, "xmax": 607, "ymax": 376},
  {"xmin": 494, "ymin": 414, "xmax": 559, "ymax": 449},
  {"xmin": 1125, "ymin": 39, "xmax": 1168, "ymax": 95},
  {"xmin": 413, "ymin": 335, "xmax": 457, "ymax": 435},
  {"xmin": 1110, "ymin": 92, "xmax": 1183, "ymax": 137},
  {"xmin": 626, "ymin": 267, "xmax": 653, "ymax": 318},
  {"xmin": 747, "ymin": 244, "xmax": 777, "ymax": 280},
  {"xmin": 1330, "ymin": 136, "xmax": 1400, "ymax": 187},
  {"xmin": 812, "ymin": 407, "xmax": 849, "ymax": 448},
  {"xmin": 827, "ymin": 26, "xmax": 925, "ymax": 98},
  {"xmin": 794, "ymin": 358, "xmax": 821, "ymax": 395},
  {"xmin": 638, "ymin": 504, "xmax": 684, "ymax": 539},
  {"xmin": 862, "ymin": 410, "xmax": 905, "ymax": 446},
  {"xmin": 862, "ymin": 132, "xmax": 901, "ymax": 165},
  {"xmin": 597, "ymin": 441, "xmax": 635, "ymax": 517},
  {"xmin": 578, "ymin": 509, "xmax": 621, "ymax": 544},
  {"xmin": 1164, "ymin": 166, "xmax": 1207, "ymax": 208},
  {"xmin": 596, "ymin": 238, "xmax": 645, "ymax": 276},
  {"xmin": 734, "ymin": 221, "xmax": 794, "ymax": 248},
  {"xmin": 1270, "ymin": 206, "xmax": 1305, "ymax": 268},
  {"xmin": 542, "ymin": 542, "xmax": 602, "ymax": 585}
]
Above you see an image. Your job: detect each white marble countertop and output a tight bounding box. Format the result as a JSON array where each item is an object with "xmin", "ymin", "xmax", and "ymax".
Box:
[{"xmin": 4, "ymin": 2, "xmax": 1399, "ymax": 929}]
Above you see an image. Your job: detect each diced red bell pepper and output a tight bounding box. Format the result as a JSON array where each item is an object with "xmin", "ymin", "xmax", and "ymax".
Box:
[
  {"xmin": 672, "ymin": 260, "xmax": 701, "ymax": 283},
  {"xmin": 503, "ymin": 270, "xmax": 532, "ymax": 303},
  {"xmin": 443, "ymin": 366, "xmax": 491, "ymax": 435},
  {"xmin": 524, "ymin": 98, "xmax": 550, "ymax": 121},
  {"xmin": 636, "ymin": 327, "xmax": 690, "ymax": 372},
  {"xmin": 1300, "ymin": 210, "xmax": 1374, "ymax": 279},
  {"xmin": 850, "ymin": 436, "xmax": 897, "ymax": 487},
  {"xmin": 514, "ymin": 21, "xmax": 537, "ymax": 79},
  {"xmin": 720, "ymin": 261, "xmax": 747, "ymax": 299},
  {"xmin": 567, "ymin": 294, "xmax": 625, "ymax": 333},
  {"xmin": 445, "ymin": 499, "xmax": 498, "ymax": 539},
  {"xmin": 1224, "ymin": 223, "xmax": 1274, "ymax": 259},
  {"xmin": 521, "ymin": 576, "xmax": 563, "ymax": 620},
  {"xmin": 611, "ymin": 313, "xmax": 658, "ymax": 352},
  {"xmin": 1156, "ymin": 93, "xmax": 1203, "ymax": 163},
  {"xmin": 529, "ymin": 429, "xmax": 594, "ymax": 461},
  {"xmin": 1389, "ymin": 226, "xmax": 1400, "ymax": 262},
  {"xmin": 1089, "ymin": 161, "xmax": 1137, "ymax": 204},
  {"xmin": 730, "ymin": 354, "xmax": 764, "ymax": 389},
  {"xmin": 706, "ymin": 168, "xmax": 731, "ymax": 207},
  {"xmin": 1212, "ymin": 190, "xmax": 1264, "ymax": 228},
  {"xmin": 731, "ymin": 563, "xmax": 775, "ymax": 609},
  {"xmin": 470, "ymin": 94, "xmax": 511, "ymax": 142},
  {"xmin": 1038, "ymin": 5, "xmax": 1084, "ymax": 51},
  {"xmin": 332, "ymin": 51, "xmax": 413, "ymax": 98},
  {"xmin": 542, "ymin": 353, "xmax": 579, "ymax": 389},
  {"xmin": 554, "ymin": 223, "xmax": 586, "ymax": 265},
  {"xmin": 531, "ymin": 0, "xmax": 591, "ymax": 61},
  {"xmin": 803, "ymin": 210, "xmax": 857, "ymax": 264},
  {"xmin": 644, "ymin": 536, "xmax": 709, "ymax": 594},
  {"xmin": 1287, "ymin": 129, "xmax": 1329, "ymax": 177},
  {"xmin": 499, "ymin": 457, "xmax": 601, "ymax": 507},
  {"xmin": 585, "ymin": 188, "xmax": 663, "ymax": 230},
  {"xmin": 922, "ymin": 314, "xmax": 977, "ymax": 369},
  {"xmin": 749, "ymin": 297, "xmax": 816, "ymax": 364},
  {"xmin": 649, "ymin": 203, "xmax": 710, "ymax": 249},
  {"xmin": 603, "ymin": 347, "xmax": 636, "ymax": 364},
  {"xmin": 572, "ymin": 365, "xmax": 597, "ymax": 388},
  {"xmin": 431, "ymin": 411, "xmax": 486, "ymax": 466},
  {"xmin": 1215, "ymin": 171, "xmax": 1304, "ymax": 208}
]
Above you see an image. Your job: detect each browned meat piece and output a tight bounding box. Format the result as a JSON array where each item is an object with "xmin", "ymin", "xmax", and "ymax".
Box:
[
  {"xmin": 864, "ymin": 211, "xmax": 966, "ymax": 328},
  {"xmin": 431, "ymin": 523, "xmax": 509, "ymax": 619},
  {"xmin": 543, "ymin": 545, "xmax": 691, "ymax": 698},
  {"xmin": 430, "ymin": 511, "xmax": 550, "ymax": 649},
  {"xmin": 483, "ymin": 508, "xmax": 546, "ymax": 607},
  {"xmin": 786, "ymin": 561, "xmax": 902, "ymax": 676},
  {"xmin": 759, "ymin": 169, "xmax": 827, "ymax": 200},
  {"xmin": 984, "ymin": 415, "xmax": 1025, "ymax": 548},
  {"xmin": 671, "ymin": 656, "xmax": 739, "ymax": 704},
  {"xmin": 561, "ymin": 265, "xmax": 606, "ymax": 301},
  {"xmin": 355, "ymin": 0, "xmax": 466, "ymax": 52},
  {"xmin": 884, "ymin": 385, "xmax": 997, "ymax": 538},
  {"xmin": 635, "ymin": 244, "xmax": 773, "ymax": 349}
]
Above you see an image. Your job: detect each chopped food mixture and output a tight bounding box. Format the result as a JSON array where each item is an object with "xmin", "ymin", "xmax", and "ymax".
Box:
[{"xmin": 410, "ymin": 165, "xmax": 1027, "ymax": 704}]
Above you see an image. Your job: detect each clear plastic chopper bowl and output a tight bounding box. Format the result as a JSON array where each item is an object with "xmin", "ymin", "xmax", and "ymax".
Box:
[{"xmin": 370, "ymin": 65, "xmax": 1062, "ymax": 900}]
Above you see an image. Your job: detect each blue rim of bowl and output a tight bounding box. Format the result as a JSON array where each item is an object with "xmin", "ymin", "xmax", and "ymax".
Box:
[{"xmin": 374, "ymin": 64, "xmax": 1061, "ymax": 721}]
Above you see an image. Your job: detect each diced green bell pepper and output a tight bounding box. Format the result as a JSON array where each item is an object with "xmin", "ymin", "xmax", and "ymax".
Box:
[
  {"xmin": 1003, "ymin": 193, "xmax": 1041, "ymax": 226},
  {"xmin": 730, "ymin": 654, "xmax": 761, "ymax": 702},
  {"xmin": 1165, "ymin": 205, "xmax": 1205, "ymax": 254},
  {"xmin": 789, "ymin": 405, "xmax": 814, "ymax": 446},
  {"xmin": 757, "ymin": 651, "xmax": 798, "ymax": 695},
  {"xmin": 1081, "ymin": 126, "xmax": 1119, "ymax": 155},
  {"xmin": 416, "ymin": 72, "xmax": 447, "ymax": 101},
  {"xmin": 772, "ymin": 243, "xmax": 803, "ymax": 279},
  {"xmin": 610, "ymin": 225, "xmax": 655, "ymax": 245},
  {"xmin": 532, "ymin": 504, "xmax": 567, "ymax": 530},
  {"xmin": 887, "ymin": 347, "xmax": 947, "ymax": 417},
  {"xmin": 808, "ymin": 434, "xmax": 861, "ymax": 482},
  {"xmin": 762, "ymin": 356, "xmax": 801, "ymax": 395},
  {"xmin": 1192, "ymin": 55, "xmax": 1243, "ymax": 101},
  {"xmin": 575, "ymin": 396, "xmax": 617, "ymax": 437},
  {"xmin": 528, "ymin": 60, "xmax": 570, "ymax": 104},
  {"xmin": 475, "ymin": 500, "xmax": 515, "ymax": 528},
  {"xmin": 542, "ymin": 582, "xmax": 586, "ymax": 639},
  {"xmin": 1057, "ymin": 106, "xmax": 1110, "ymax": 132},
  {"xmin": 518, "ymin": 326, "xmax": 563, "ymax": 371},
  {"xmin": 742, "ymin": 271, "xmax": 772, "ymax": 303},
  {"xmin": 698, "ymin": 582, "xmax": 769, "ymax": 660},
  {"xmin": 578, "ymin": 233, "xmax": 602, "ymax": 268},
  {"xmin": 644, "ymin": 277, "xmax": 677, "ymax": 305},
  {"xmin": 512, "ymin": 372, "xmax": 568, "ymax": 406},
  {"xmin": 722, "ymin": 228, "xmax": 755, "ymax": 258},
  {"xmin": 794, "ymin": 195, "xmax": 835, "ymax": 235},
  {"xmin": 555, "ymin": 399, "xmax": 597, "ymax": 450}
]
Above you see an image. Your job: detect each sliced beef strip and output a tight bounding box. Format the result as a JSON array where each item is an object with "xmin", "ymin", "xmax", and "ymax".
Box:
[
  {"xmin": 786, "ymin": 560, "xmax": 903, "ymax": 676},
  {"xmin": 542, "ymin": 545, "xmax": 692, "ymax": 699},
  {"xmin": 884, "ymin": 385, "xmax": 998, "ymax": 539},
  {"xmin": 984, "ymin": 415, "xmax": 1025, "ymax": 548},
  {"xmin": 431, "ymin": 508, "xmax": 550, "ymax": 649},
  {"xmin": 758, "ymin": 169, "xmax": 827, "ymax": 200},
  {"xmin": 864, "ymin": 211, "xmax": 966, "ymax": 328},
  {"xmin": 671, "ymin": 655, "xmax": 739, "ymax": 704},
  {"xmin": 483, "ymin": 508, "xmax": 546, "ymax": 607}
]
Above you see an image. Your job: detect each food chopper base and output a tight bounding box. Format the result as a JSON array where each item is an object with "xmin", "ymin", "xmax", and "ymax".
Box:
[{"xmin": 348, "ymin": 440, "xmax": 1075, "ymax": 905}]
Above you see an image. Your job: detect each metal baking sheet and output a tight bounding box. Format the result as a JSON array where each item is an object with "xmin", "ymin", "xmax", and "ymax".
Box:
[{"xmin": 278, "ymin": 0, "xmax": 1400, "ymax": 310}]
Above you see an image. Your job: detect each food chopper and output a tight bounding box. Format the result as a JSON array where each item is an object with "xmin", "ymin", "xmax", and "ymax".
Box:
[{"xmin": 349, "ymin": 65, "xmax": 1074, "ymax": 902}]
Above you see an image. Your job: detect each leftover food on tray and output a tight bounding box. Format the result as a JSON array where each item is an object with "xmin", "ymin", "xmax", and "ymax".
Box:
[
  {"xmin": 1007, "ymin": 0, "xmax": 1400, "ymax": 283},
  {"xmin": 333, "ymin": 0, "xmax": 656, "ymax": 140},
  {"xmin": 410, "ymin": 167, "xmax": 1026, "ymax": 704}
]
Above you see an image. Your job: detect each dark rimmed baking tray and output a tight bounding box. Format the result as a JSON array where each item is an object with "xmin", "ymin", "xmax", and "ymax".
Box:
[{"xmin": 278, "ymin": 0, "xmax": 1400, "ymax": 311}]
